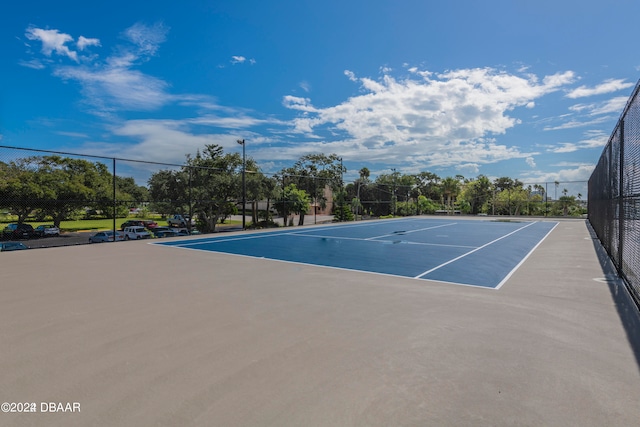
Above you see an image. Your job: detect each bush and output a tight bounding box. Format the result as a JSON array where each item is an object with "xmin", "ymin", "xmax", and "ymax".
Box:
[{"xmin": 333, "ymin": 205, "xmax": 354, "ymax": 221}]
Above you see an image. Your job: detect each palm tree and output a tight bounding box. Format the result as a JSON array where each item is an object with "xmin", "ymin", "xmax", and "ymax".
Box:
[
  {"xmin": 355, "ymin": 167, "xmax": 370, "ymax": 219},
  {"xmin": 441, "ymin": 177, "xmax": 460, "ymax": 214}
]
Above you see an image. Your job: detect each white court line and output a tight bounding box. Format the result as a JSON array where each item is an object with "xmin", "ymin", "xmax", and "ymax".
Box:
[
  {"xmin": 161, "ymin": 218, "xmax": 457, "ymax": 248},
  {"xmin": 168, "ymin": 230, "xmax": 308, "ymax": 247},
  {"xmin": 365, "ymin": 222, "xmax": 457, "ymax": 241},
  {"xmin": 290, "ymin": 232, "xmax": 476, "ymax": 249},
  {"xmin": 493, "ymin": 222, "xmax": 558, "ymax": 290},
  {"xmin": 413, "ymin": 221, "xmax": 538, "ymax": 279},
  {"xmin": 153, "ymin": 243, "xmax": 497, "ymax": 289}
]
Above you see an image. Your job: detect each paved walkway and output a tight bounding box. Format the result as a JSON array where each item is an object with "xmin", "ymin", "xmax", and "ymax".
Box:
[{"xmin": 1, "ymin": 218, "xmax": 639, "ymax": 426}]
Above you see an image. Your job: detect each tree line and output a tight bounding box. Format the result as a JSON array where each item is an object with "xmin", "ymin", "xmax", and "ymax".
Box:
[
  {"xmin": 0, "ymin": 145, "xmax": 586, "ymax": 230},
  {"xmin": 349, "ymin": 171, "xmax": 585, "ymax": 218}
]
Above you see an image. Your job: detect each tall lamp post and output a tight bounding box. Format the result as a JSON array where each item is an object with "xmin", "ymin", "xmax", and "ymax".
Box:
[{"xmin": 237, "ymin": 139, "xmax": 246, "ymax": 230}]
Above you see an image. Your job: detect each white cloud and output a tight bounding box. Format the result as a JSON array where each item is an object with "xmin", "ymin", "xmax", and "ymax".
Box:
[
  {"xmin": 283, "ymin": 67, "xmax": 574, "ymax": 168},
  {"xmin": 77, "ymin": 36, "xmax": 101, "ymax": 51},
  {"xmin": 75, "ymin": 120, "xmax": 232, "ymax": 167},
  {"xmin": 25, "ymin": 23, "xmax": 174, "ymax": 115},
  {"xmin": 521, "ymin": 164, "xmax": 594, "ymax": 184},
  {"xmin": 25, "ymin": 27, "xmax": 78, "ymax": 62},
  {"xmin": 55, "ymin": 131, "xmax": 89, "ymax": 138},
  {"xmin": 18, "ymin": 59, "xmax": 45, "ymax": 69},
  {"xmin": 123, "ymin": 22, "xmax": 167, "ymax": 57},
  {"xmin": 457, "ymin": 163, "xmax": 480, "ymax": 175},
  {"xmin": 566, "ymin": 78, "xmax": 635, "ymax": 98},
  {"xmin": 282, "ymin": 96, "xmax": 317, "ymax": 113},
  {"xmin": 543, "ymin": 115, "xmax": 611, "ymax": 131},
  {"xmin": 547, "ymin": 130, "xmax": 608, "ymax": 153},
  {"xmin": 344, "ymin": 70, "xmax": 357, "ymax": 82},
  {"xmin": 526, "ymin": 157, "xmax": 536, "ymax": 168},
  {"xmin": 590, "ymin": 96, "xmax": 628, "ymax": 115},
  {"xmin": 54, "ymin": 65, "xmax": 171, "ymax": 112},
  {"xmin": 231, "ymin": 55, "xmax": 255, "ymax": 65},
  {"xmin": 299, "ymin": 81, "xmax": 311, "ymax": 93},
  {"xmin": 188, "ymin": 114, "xmax": 274, "ymax": 129}
]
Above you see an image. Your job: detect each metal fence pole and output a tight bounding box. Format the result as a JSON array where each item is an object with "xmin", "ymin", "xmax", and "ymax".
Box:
[
  {"xmin": 618, "ymin": 119, "xmax": 625, "ymax": 272},
  {"xmin": 113, "ymin": 158, "xmax": 116, "ymax": 236}
]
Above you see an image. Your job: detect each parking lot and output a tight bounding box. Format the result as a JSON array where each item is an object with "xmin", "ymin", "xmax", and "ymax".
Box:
[
  {"xmin": 1, "ymin": 214, "xmax": 333, "ymax": 251},
  {"xmin": 9, "ymin": 232, "xmax": 90, "ymax": 249}
]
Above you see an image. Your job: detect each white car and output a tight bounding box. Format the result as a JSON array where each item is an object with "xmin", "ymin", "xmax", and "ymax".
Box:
[
  {"xmin": 123, "ymin": 226, "xmax": 151, "ymax": 240},
  {"xmin": 34, "ymin": 224, "xmax": 60, "ymax": 237}
]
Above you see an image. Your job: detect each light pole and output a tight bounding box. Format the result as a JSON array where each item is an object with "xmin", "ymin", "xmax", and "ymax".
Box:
[{"xmin": 237, "ymin": 139, "xmax": 246, "ymax": 230}]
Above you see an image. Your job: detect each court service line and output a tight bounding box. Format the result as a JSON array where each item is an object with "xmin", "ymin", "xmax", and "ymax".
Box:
[
  {"xmin": 365, "ymin": 222, "xmax": 457, "ymax": 241},
  {"xmin": 166, "ymin": 229, "xmax": 310, "ymax": 247},
  {"xmin": 413, "ymin": 221, "xmax": 538, "ymax": 279},
  {"xmin": 290, "ymin": 232, "xmax": 476, "ymax": 249},
  {"xmin": 163, "ymin": 218, "xmax": 456, "ymax": 248}
]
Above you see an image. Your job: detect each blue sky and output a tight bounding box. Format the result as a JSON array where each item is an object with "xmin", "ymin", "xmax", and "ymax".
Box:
[{"xmin": 2, "ymin": 0, "xmax": 639, "ymax": 188}]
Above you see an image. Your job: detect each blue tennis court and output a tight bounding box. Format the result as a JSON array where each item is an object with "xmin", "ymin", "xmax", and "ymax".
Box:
[{"xmin": 156, "ymin": 218, "xmax": 558, "ymax": 289}]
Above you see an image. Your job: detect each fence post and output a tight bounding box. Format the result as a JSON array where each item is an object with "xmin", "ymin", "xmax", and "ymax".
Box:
[
  {"xmin": 113, "ymin": 158, "xmax": 116, "ymax": 235},
  {"xmin": 618, "ymin": 119, "xmax": 625, "ymax": 271},
  {"xmin": 188, "ymin": 167, "xmax": 193, "ymax": 233}
]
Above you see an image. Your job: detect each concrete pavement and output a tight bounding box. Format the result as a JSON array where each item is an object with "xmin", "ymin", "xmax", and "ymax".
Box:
[{"xmin": 1, "ymin": 218, "xmax": 639, "ymax": 426}]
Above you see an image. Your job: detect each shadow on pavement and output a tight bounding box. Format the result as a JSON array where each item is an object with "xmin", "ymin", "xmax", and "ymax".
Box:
[{"xmin": 587, "ymin": 220, "xmax": 640, "ymax": 373}]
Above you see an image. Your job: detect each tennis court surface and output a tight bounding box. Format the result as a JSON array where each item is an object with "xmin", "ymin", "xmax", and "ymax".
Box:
[{"xmin": 156, "ymin": 218, "xmax": 557, "ymax": 289}]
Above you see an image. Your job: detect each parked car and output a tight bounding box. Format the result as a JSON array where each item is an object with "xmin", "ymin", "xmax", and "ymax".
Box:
[
  {"xmin": 120, "ymin": 220, "xmax": 145, "ymax": 230},
  {"xmin": 2, "ymin": 223, "xmax": 36, "ymax": 240},
  {"xmin": 167, "ymin": 215, "xmax": 195, "ymax": 228},
  {"xmin": 0, "ymin": 241, "xmax": 29, "ymax": 251},
  {"xmin": 89, "ymin": 230, "xmax": 126, "ymax": 243},
  {"xmin": 141, "ymin": 220, "xmax": 158, "ymax": 229},
  {"xmin": 123, "ymin": 226, "xmax": 151, "ymax": 240},
  {"xmin": 34, "ymin": 224, "xmax": 60, "ymax": 237},
  {"xmin": 149, "ymin": 226, "xmax": 179, "ymax": 238}
]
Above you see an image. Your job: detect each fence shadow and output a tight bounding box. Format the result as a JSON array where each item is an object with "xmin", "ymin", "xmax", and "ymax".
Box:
[{"xmin": 586, "ymin": 220, "xmax": 640, "ymax": 372}]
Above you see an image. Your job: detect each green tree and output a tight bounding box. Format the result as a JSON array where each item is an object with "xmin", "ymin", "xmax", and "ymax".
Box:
[
  {"xmin": 148, "ymin": 145, "xmax": 244, "ymax": 232},
  {"xmin": 440, "ymin": 177, "xmax": 461, "ymax": 213},
  {"xmin": 116, "ymin": 176, "xmax": 150, "ymax": 207},
  {"xmin": 147, "ymin": 169, "xmax": 189, "ymax": 217},
  {"xmin": 247, "ymin": 173, "xmax": 278, "ymax": 225},
  {"xmin": 187, "ymin": 145, "xmax": 243, "ymax": 232},
  {"xmin": 417, "ymin": 195, "xmax": 438, "ymax": 214},
  {"xmin": 0, "ymin": 159, "xmax": 43, "ymax": 223},
  {"xmin": 15, "ymin": 156, "xmax": 115, "ymax": 227},
  {"xmin": 492, "ymin": 177, "xmax": 523, "ymax": 215},
  {"xmin": 459, "ymin": 175, "xmax": 493, "ymax": 214},
  {"xmin": 274, "ymin": 183, "xmax": 311, "ymax": 226},
  {"xmin": 280, "ymin": 153, "xmax": 345, "ymax": 225},
  {"xmin": 415, "ymin": 171, "xmax": 442, "ymax": 201},
  {"xmin": 354, "ymin": 167, "xmax": 370, "ymax": 219}
]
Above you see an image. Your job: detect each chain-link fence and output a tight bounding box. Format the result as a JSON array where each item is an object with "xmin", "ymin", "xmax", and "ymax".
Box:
[
  {"xmin": 588, "ymin": 79, "xmax": 640, "ymax": 307},
  {"xmin": 0, "ymin": 146, "xmax": 355, "ymax": 248},
  {"xmin": 0, "ymin": 146, "xmax": 250, "ymax": 247},
  {"xmin": 1, "ymin": 143, "xmax": 591, "ymax": 249}
]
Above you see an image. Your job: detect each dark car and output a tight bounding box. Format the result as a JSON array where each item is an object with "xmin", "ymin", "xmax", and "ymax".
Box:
[
  {"xmin": 141, "ymin": 220, "xmax": 158, "ymax": 229},
  {"xmin": 2, "ymin": 223, "xmax": 36, "ymax": 240},
  {"xmin": 120, "ymin": 220, "xmax": 145, "ymax": 230},
  {"xmin": 149, "ymin": 226, "xmax": 178, "ymax": 238},
  {"xmin": 0, "ymin": 241, "xmax": 29, "ymax": 251}
]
